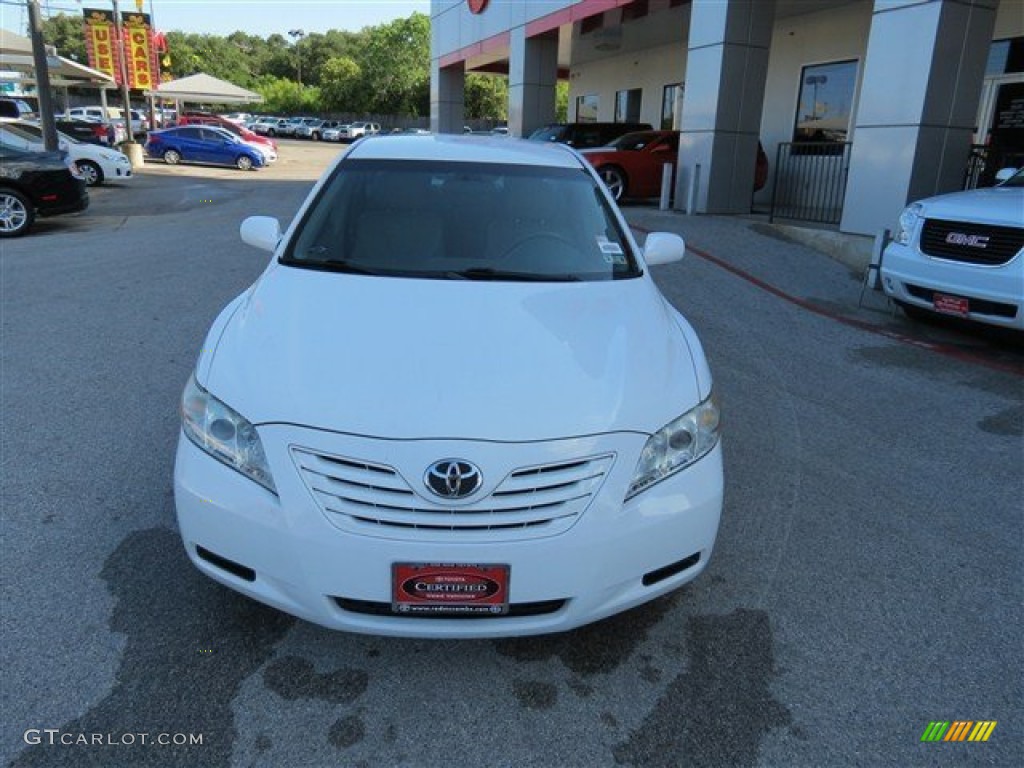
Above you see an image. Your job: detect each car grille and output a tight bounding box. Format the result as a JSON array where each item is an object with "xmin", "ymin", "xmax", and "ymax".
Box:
[
  {"xmin": 292, "ymin": 447, "xmax": 615, "ymax": 539},
  {"xmin": 919, "ymin": 218, "xmax": 1024, "ymax": 266}
]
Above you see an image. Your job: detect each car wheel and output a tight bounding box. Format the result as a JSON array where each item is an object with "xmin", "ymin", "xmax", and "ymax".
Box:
[
  {"xmin": 236, "ymin": 155, "xmax": 254, "ymax": 171},
  {"xmin": 77, "ymin": 159, "xmax": 104, "ymax": 187},
  {"xmin": 311, "ymin": 132, "xmax": 320, "ymax": 141},
  {"xmin": 0, "ymin": 187, "xmax": 35, "ymax": 238},
  {"xmin": 598, "ymin": 166, "xmax": 627, "ymax": 201},
  {"xmin": 163, "ymin": 149, "xmax": 181, "ymax": 165},
  {"xmin": 267, "ymin": 129, "xmax": 277, "ymax": 137}
]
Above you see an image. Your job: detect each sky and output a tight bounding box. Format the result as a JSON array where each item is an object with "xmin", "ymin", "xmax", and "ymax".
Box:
[{"xmin": 5, "ymin": 1, "xmax": 430, "ymax": 39}]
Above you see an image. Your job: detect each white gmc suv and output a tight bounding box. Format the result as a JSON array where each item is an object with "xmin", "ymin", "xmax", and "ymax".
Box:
[{"xmin": 882, "ymin": 168, "xmax": 1024, "ymax": 331}]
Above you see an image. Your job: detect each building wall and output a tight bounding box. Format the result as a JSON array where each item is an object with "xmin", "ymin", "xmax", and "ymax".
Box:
[
  {"xmin": 756, "ymin": 1, "xmax": 872, "ymax": 207},
  {"xmin": 568, "ymin": 41, "xmax": 688, "ymax": 126}
]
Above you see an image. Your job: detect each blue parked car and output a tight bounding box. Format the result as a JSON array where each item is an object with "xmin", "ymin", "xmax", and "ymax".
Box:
[{"xmin": 144, "ymin": 126, "xmax": 266, "ymax": 170}]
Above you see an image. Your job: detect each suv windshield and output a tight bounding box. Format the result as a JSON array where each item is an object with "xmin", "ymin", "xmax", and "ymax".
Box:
[
  {"xmin": 284, "ymin": 159, "xmax": 639, "ymax": 282},
  {"xmin": 607, "ymin": 131, "xmax": 662, "ymax": 151}
]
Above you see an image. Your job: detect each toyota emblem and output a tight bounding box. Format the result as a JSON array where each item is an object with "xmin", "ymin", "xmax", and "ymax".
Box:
[{"xmin": 425, "ymin": 459, "xmax": 482, "ymax": 499}]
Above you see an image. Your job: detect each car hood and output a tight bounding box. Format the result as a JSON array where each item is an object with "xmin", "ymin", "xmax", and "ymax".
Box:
[
  {"xmin": 915, "ymin": 186, "xmax": 1024, "ymax": 226},
  {"xmin": 203, "ymin": 265, "xmax": 701, "ymax": 441}
]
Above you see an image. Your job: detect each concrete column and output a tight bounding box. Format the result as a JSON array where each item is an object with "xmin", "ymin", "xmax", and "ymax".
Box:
[
  {"xmin": 841, "ymin": 0, "xmax": 998, "ymax": 235},
  {"xmin": 675, "ymin": 0, "xmax": 776, "ymax": 214},
  {"xmin": 508, "ymin": 27, "xmax": 558, "ymax": 138},
  {"xmin": 430, "ymin": 60, "xmax": 464, "ymax": 135}
]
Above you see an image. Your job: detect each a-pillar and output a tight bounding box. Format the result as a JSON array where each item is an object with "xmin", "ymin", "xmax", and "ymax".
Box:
[
  {"xmin": 508, "ymin": 27, "xmax": 558, "ymax": 139},
  {"xmin": 431, "ymin": 61, "xmax": 465, "ymax": 135},
  {"xmin": 675, "ymin": 0, "xmax": 775, "ymax": 214},
  {"xmin": 840, "ymin": 0, "xmax": 998, "ymax": 235}
]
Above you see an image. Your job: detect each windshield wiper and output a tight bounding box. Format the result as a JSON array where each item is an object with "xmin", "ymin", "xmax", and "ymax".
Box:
[{"xmin": 446, "ymin": 268, "xmax": 581, "ymax": 282}]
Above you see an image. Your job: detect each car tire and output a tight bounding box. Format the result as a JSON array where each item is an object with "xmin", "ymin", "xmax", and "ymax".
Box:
[
  {"xmin": 311, "ymin": 132, "xmax": 320, "ymax": 141},
  {"xmin": 163, "ymin": 149, "xmax": 181, "ymax": 165},
  {"xmin": 598, "ymin": 166, "xmax": 627, "ymax": 201},
  {"xmin": 77, "ymin": 159, "xmax": 104, "ymax": 187},
  {"xmin": 267, "ymin": 129, "xmax": 277, "ymax": 137},
  {"xmin": 236, "ymin": 155, "xmax": 254, "ymax": 171},
  {"xmin": 0, "ymin": 187, "xmax": 35, "ymax": 238}
]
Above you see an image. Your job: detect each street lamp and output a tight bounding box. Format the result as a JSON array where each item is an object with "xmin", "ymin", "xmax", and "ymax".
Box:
[{"xmin": 288, "ymin": 29, "xmax": 305, "ymax": 86}]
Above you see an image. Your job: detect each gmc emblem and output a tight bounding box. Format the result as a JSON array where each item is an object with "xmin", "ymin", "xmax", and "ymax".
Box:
[{"xmin": 945, "ymin": 232, "xmax": 989, "ymax": 249}]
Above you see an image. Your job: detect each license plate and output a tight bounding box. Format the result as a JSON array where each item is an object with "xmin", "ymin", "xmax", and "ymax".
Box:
[
  {"xmin": 933, "ymin": 293, "xmax": 969, "ymax": 317},
  {"xmin": 392, "ymin": 563, "xmax": 509, "ymax": 616}
]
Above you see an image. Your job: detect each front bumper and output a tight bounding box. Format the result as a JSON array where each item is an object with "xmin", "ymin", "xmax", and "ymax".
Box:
[
  {"xmin": 174, "ymin": 426, "xmax": 723, "ymax": 638},
  {"xmin": 881, "ymin": 242, "xmax": 1024, "ymax": 330}
]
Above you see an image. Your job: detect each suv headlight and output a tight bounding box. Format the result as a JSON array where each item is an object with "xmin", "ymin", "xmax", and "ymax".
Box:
[
  {"xmin": 181, "ymin": 373, "xmax": 277, "ymax": 493},
  {"xmin": 626, "ymin": 392, "xmax": 720, "ymax": 500},
  {"xmin": 893, "ymin": 202, "xmax": 924, "ymax": 245}
]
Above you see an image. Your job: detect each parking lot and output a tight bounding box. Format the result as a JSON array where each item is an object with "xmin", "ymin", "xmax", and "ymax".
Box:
[{"xmin": 2, "ymin": 137, "xmax": 1022, "ymax": 767}]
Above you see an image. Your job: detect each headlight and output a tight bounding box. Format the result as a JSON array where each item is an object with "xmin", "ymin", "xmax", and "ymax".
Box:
[
  {"xmin": 626, "ymin": 392, "xmax": 720, "ymax": 500},
  {"xmin": 181, "ymin": 373, "xmax": 277, "ymax": 494},
  {"xmin": 893, "ymin": 202, "xmax": 924, "ymax": 245}
]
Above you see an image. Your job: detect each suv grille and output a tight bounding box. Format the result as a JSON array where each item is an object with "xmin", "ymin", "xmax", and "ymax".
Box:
[
  {"xmin": 920, "ymin": 218, "xmax": 1024, "ymax": 266},
  {"xmin": 292, "ymin": 448, "xmax": 614, "ymax": 539}
]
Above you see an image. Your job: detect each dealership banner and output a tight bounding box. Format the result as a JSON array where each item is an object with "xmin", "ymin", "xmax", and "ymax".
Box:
[
  {"xmin": 121, "ymin": 12, "xmax": 159, "ymax": 90},
  {"xmin": 82, "ymin": 9, "xmax": 122, "ymax": 84}
]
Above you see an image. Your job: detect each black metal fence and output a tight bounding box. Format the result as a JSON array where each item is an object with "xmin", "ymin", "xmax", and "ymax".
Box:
[{"xmin": 769, "ymin": 141, "xmax": 852, "ymax": 225}]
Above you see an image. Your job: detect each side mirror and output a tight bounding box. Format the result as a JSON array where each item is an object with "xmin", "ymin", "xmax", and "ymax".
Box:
[
  {"xmin": 240, "ymin": 216, "xmax": 281, "ymax": 253},
  {"xmin": 642, "ymin": 232, "xmax": 685, "ymax": 266},
  {"xmin": 994, "ymin": 167, "xmax": 1018, "ymax": 183}
]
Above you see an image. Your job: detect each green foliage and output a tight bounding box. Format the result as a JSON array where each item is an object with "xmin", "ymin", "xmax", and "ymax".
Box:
[
  {"xmin": 40, "ymin": 13, "xmax": 87, "ymax": 64},
  {"xmin": 556, "ymin": 81, "xmax": 569, "ymax": 122},
  {"xmin": 465, "ymin": 74, "xmax": 507, "ymax": 120},
  {"xmin": 253, "ymin": 76, "xmax": 321, "ymax": 115},
  {"xmin": 319, "ymin": 57, "xmax": 363, "ymax": 112},
  {"xmin": 354, "ymin": 13, "xmax": 431, "ymax": 116}
]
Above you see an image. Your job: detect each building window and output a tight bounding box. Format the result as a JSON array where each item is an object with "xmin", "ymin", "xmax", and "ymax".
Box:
[
  {"xmin": 576, "ymin": 94, "xmax": 599, "ymax": 123},
  {"xmin": 615, "ymin": 88, "xmax": 642, "ymax": 123},
  {"xmin": 986, "ymin": 37, "xmax": 1024, "ymax": 75},
  {"xmin": 661, "ymin": 83, "xmax": 683, "ymax": 129},
  {"xmin": 793, "ymin": 59, "xmax": 857, "ymax": 145}
]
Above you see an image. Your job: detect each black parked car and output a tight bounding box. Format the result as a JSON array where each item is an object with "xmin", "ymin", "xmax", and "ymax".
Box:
[
  {"xmin": 528, "ymin": 122, "xmax": 653, "ymax": 149},
  {"xmin": 0, "ymin": 146, "xmax": 89, "ymax": 238}
]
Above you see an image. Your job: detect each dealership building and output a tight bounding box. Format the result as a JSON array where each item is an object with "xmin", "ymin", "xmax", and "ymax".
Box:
[{"xmin": 429, "ymin": 0, "xmax": 1023, "ymax": 238}]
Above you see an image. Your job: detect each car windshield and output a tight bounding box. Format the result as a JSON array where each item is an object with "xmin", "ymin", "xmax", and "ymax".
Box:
[
  {"xmin": 607, "ymin": 131, "xmax": 662, "ymax": 151},
  {"xmin": 998, "ymin": 168, "xmax": 1024, "ymax": 187},
  {"xmin": 284, "ymin": 159, "xmax": 640, "ymax": 282},
  {"xmin": 528, "ymin": 125, "xmax": 566, "ymax": 142}
]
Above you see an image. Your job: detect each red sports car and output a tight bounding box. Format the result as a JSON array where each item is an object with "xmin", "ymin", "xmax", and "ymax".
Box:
[{"xmin": 580, "ymin": 130, "xmax": 769, "ymax": 201}]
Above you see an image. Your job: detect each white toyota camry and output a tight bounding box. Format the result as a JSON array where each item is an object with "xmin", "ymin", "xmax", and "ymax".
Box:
[{"xmin": 174, "ymin": 134, "xmax": 723, "ymax": 638}]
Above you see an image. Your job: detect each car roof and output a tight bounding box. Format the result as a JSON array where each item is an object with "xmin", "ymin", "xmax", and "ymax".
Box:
[{"xmin": 347, "ymin": 134, "xmax": 582, "ymax": 168}]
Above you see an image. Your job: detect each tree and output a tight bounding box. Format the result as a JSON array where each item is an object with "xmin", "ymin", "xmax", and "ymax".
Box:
[
  {"xmin": 319, "ymin": 56, "xmax": 363, "ymax": 112},
  {"xmin": 356, "ymin": 13, "xmax": 430, "ymax": 116},
  {"xmin": 40, "ymin": 13, "xmax": 86, "ymax": 64},
  {"xmin": 464, "ymin": 74, "xmax": 507, "ymax": 120}
]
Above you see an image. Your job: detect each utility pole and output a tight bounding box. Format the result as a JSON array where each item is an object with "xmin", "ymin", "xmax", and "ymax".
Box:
[
  {"xmin": 111, "ymin": 0, "xmax": 135, "ymax": 143},
  {"xmin": 26, "ymin": 0, "xmax": 58, "ymax": 150}
]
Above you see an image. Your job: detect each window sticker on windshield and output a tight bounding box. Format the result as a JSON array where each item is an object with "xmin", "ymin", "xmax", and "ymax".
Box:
[{"xmin": 597, "ymin": 237, "xmax": 626, "ymax": 263}]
